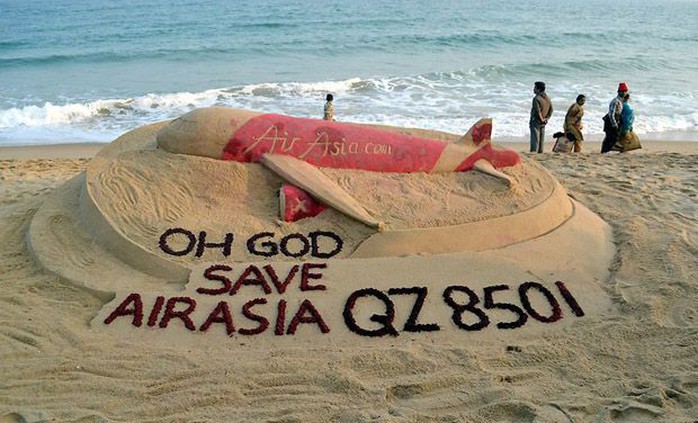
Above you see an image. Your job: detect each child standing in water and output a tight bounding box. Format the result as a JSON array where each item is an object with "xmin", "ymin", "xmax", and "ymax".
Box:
[{"xmin": 323, "ymin": 94, "xmax": 335, "ymax": 121}]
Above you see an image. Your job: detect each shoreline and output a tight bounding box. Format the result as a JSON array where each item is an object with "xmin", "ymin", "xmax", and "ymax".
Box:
[
  {"xmin": 497, "ymin": 139, "xmax": 698, "ymax": 154},
  {"xmin": 2, "ymin": 139, "xmax": 697, "ymax": 160},
  {"xmin": 0, "ymin": 142, "xmax": 106, "ymax": 159}
]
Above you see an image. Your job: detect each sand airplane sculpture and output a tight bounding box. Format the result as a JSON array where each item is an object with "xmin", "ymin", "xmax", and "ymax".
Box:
[
  {"xmin": 156, "ymin": 107, "xmax": 521, "ymax": 228},
  {"xmin": 26, "ymin": 104, "xmax": 614, "ymax": 291},
  {"xmin": 20, "ymin": 106, "xmax": 615, "ymax": 348}
]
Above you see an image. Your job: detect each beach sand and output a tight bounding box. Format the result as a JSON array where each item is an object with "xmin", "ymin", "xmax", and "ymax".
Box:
[{"xmin": 1, "ymin": 137, "xmax": 697, "ymax": 422}]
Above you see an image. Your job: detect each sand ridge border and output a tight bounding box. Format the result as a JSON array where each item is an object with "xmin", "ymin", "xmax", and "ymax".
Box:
[
  {"xmin": 27, "ymin": 120, "xmax": 610, "ymax": 296},
  {"xmin": 89, "ymin": 122, "xmax": 567, "ymax": 255}
]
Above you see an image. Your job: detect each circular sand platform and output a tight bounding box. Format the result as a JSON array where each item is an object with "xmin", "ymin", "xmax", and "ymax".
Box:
[{"xmin": 27, "ymin": 121, "xmax": 612, "ymax": 295}]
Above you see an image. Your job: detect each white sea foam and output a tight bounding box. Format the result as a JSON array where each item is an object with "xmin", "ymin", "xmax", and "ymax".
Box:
[{"xmin": 1, "ymin": 74, "xmax": 697, "ymax": 145}]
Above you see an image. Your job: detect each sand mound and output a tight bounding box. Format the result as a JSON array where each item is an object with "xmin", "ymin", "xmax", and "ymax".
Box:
[
  {"xmin": 28, "ymin": 121, "xmax": 604, "ymax": 287},
  {"xmin": 21, "ymin": 120, "xmax": 615, "ymax": 348},
  {"xmin": 8, "ymin": 139, "xmax": 698, "ymax": 421}
]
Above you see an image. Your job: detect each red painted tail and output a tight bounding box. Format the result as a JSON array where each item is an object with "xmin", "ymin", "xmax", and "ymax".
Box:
[{"xmin": 459, "ymin": 118, "xmax": 492, "ymax": 147}]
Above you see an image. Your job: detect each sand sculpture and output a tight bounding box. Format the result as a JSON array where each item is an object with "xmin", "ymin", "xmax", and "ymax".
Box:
[
  {"xmin": 25, "ymin": 107, "xmax": 615, "ymax": 344},
  {"xmin": 156, "ymin": 107, "xmax": 520, "ymax": 228}
]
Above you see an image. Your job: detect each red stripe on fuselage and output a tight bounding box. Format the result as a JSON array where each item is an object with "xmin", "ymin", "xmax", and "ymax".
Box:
[{"xmin": 222, "ymin": 114, "xmax": 447, "ymax": 173}]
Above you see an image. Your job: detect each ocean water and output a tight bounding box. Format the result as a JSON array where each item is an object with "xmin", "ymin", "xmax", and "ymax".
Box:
[{"xmin": 1, "ymin": 0, "xmax": 697, "ymax": 146}]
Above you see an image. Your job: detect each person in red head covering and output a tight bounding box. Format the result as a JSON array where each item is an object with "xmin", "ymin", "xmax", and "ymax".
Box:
[{"xmin": 601, "ymin": 82, "xmax": 629, "ymax": 153}]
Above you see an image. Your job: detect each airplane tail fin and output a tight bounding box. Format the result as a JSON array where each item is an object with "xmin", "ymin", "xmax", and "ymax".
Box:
[
  {"xmin": 456, "ymin": 118, "xmax": 519, "ymax": 187},
  {"xmin": 459, "ymin": 118, "xmax": 492, "ymax": 147}
]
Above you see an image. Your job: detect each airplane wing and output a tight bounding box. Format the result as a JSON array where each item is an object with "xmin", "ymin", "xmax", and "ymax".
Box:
[{"xmin": 260, "ymin": 153, "xmax": 384, "ymax": 229}]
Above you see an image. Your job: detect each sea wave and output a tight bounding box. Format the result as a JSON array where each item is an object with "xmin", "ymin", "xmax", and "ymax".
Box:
[
  {"xmin": 0, "ymin": 46, "xmax": 252, "ymax": 67},
  {"xmin": 1, "ymin": 72, "xmax": 696, "ymax": 145}
]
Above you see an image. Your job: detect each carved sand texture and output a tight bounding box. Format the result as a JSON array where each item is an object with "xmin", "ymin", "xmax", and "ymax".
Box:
[
  {"xmin": 1, "ymin": 143, "xmax": 697, "ymax": 421},
  {"xmin": 81, "ymin": 124, "xmax": 558, "ymax": 266}
]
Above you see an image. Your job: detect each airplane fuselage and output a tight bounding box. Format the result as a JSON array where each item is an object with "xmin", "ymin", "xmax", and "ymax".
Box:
[{"xmin": 157, "ymin": 107, "xmax": 520, "ymax": 174}]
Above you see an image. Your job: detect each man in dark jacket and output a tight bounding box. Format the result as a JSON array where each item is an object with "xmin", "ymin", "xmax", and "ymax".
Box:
[{"xmin": 529, "ymin": 81, "xmax": 553, "ymax": 153}]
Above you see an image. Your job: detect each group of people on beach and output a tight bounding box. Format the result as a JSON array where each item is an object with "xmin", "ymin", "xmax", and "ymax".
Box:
[
  {"xmin": 529, "ymin": 81, "xmax": 641, "ymax": 154},
  {"xmin": 323, "ymin": 81, "xmax": 641, "ymax": 155}
]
